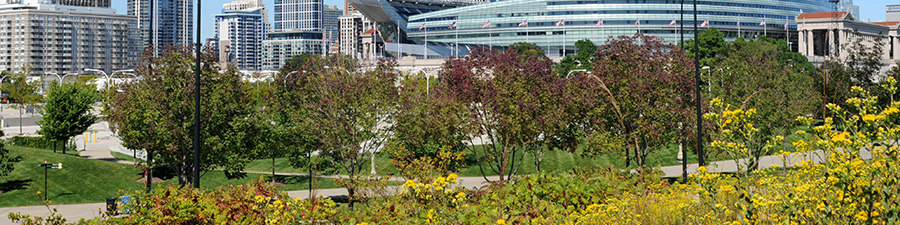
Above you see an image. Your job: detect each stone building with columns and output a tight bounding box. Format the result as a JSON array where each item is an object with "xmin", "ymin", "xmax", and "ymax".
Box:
[{"xmin": 796, "ymin": 11, "xmax": 899, "ymax": 71}]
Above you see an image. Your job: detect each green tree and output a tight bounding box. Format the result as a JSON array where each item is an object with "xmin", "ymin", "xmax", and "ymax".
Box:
[
  {"xmin": 276, "ymin": 55, "xmax": 397, "ymax": 206},
  {"xmin": 277, "ymin": 53, "xmax": 316, "ymax": 76},
  {"xmin": 706, "ymin": 38, "xmax": 820, "ymax": 170},
  {"xmin": 2, "ymin": 66, "xmax": 41, "ymax": 135},
  {"xmin": 684, "ymin": 28, "xmax": 727, "ymax": 66},
  {"xmin": 386, "ymin": 70, "xmax": 470, "ymax": 181},
  {"xmin": 36, "ymin": 82, "xmax": 99, "ymax": 154},
  {"xmin": 107, "ymin": 47, "xmax": 259, "ymax": 186},
  {"xmin": 507, "ymin": 42, "xmax": 546, "ymax": 61},
  {"xmin": 556, "ymin": 39, "xmax": 597, "ymax": 76},
  {"xmin": 0, "ymin": 130, "xmax": 20, "ymax": 178}
]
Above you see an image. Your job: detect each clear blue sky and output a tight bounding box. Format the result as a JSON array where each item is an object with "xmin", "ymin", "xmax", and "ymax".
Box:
[{"xmin": 111, "ymin": 1, "xmax": 889, "ymax": 42}]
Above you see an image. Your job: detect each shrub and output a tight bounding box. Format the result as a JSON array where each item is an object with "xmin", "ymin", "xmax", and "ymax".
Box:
[{"xmin": 6, "ymin": 136, "xmax": 76, "ymax": 153}]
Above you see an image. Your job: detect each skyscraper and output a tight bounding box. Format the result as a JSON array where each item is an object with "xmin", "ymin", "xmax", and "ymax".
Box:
[
  {"xmin": 127, "ymin": 0, "xmax": 193, "ymax": 53},
  {"xmin": 274, "ymin": 0, "xmax": 322, "ymax": 32},
  {"xmin": 840, "ymin": 0, "xmax": 859, "ymax": 20},
  {"xmin": 323, "ymin": 5, "xmax": 341, "ymax": 50},
  {"xmin": 215, "ymin": 5, "xmax": 266, "ymax": 70}
]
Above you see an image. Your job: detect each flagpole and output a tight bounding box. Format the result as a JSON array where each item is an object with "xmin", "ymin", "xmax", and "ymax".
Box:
[
  {"xmin": 424, "ymin": 19, "xmax": 428, "ymax": 60},
  {"xmin": 738, "ymin": 18, "xmax": 741, "ymax": 38},
  {"xmin": 764, "ymin": 15, "xmax": 767, "ymax": 37},
  {"xmin": 397, "ymin": 25, "xmax": 401, "ymax": 59},
  {"xmin": 455, "ymin": 23, "xmax": 458, "ymax": 57}
]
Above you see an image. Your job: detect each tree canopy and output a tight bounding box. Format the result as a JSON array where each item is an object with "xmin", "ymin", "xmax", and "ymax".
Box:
[{"xmin": 37, "ymin": 81, "xmax": 99, "ymax": 154}]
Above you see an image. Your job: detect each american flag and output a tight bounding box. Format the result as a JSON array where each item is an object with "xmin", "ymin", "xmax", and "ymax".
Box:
[
  {"xmin": 784, "ymin": 21, "xmax": 788, "ymax": 30},
  {"xmin": 419, "ymin": 23, "xmax": 426, "ymax": 31},
  {"xmin": 700, "ymin": 19, "xmax": 709, "ymax": 28},
  {"xmin": 634, "ymin": 20, "xmax": 640, "ymax": 26},
  {"xmin": 449, "ymin": 21, "xmax": 457, "ymax": 29},
  {"xmin": 556, "ymin": 20, "xmax": 565, "ymax": 27},
  {"xmin": 760, "ymin": 20, "xmax": 766, "ymax": 26},
  {"xmin": 482, "ymin": 20, "xmax": 491, "ymax": 29},
  {"xmin": 595, "ymin": 20, "xmax": 603, "ymax": 27},
  {"xmin": 669, "ymin": 19, "xmax": 677, "ymax": 26},
  {"xmin": 518, "ymin": 20, "xmax": 528, "ymax": 27}
]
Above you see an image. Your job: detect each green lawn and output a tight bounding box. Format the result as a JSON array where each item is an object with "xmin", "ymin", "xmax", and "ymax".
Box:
[
  {"xmin": 243, "ymin": 125, "xmax": 812, "ymax": 178},
  {"xmin": 0, "ymin": 146, "xmax": 342, "ymax": 207}
]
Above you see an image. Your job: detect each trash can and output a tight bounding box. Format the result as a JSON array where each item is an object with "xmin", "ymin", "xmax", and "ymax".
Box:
[{"xmin": 106, "ymin": 197, "xmax": 118, "ymax": 215}]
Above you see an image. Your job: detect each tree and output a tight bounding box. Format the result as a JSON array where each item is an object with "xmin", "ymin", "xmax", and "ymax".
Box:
[
  {"xmin": 37, "ymin": 81, "xmax": 99, "ymax": 154},
  {"xmin": 442, "ymin": 47, "xmax": 568, "ymax": 181},
  {"xmin": 683, "ymin": 28, "xmax": 727, "ymax": 66},
  {"xmin": 1, "ymin": 66, "xmax": 41, "ymax": 135},
  {"xmin": 107, "ymin": 46, "xmax": 259, "ymax": 186},
  {"xmin": 706, "ymin": 38, "xmax": 819, "ymax": 170},
  {"xmin": 0, "ymin": 130, "xmax": 20, "ymax": 178},
  {"xmin": 386, "ymin": 70, "xmax": 470, "ymax": 181},
  {"xmin": 814, "ymin": 31, "xmax": 886, "ymax": 117},
  {"xmin": 556, "ymin": 39, "xmax": 598, "ymax": 76},
  {"xmin": 277, "ymin": 53, "xmax": 316, "ymax": 76},
  {"xmin": 586, "ymin": 34, "xmax": 697, "ymax": 168},
  {"xmin": 276, "ymin": 54, "xmax": 398, "ymax": 206},
  {"xmin": 507, "ymin": 42, "xmax": 546, "ymax": 61}
]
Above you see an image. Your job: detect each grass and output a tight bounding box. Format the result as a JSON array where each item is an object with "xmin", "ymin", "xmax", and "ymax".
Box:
[
  {"xmin": 110, "ymin": 151, "xmax": 144, "ymax": 163},
  {"xmin": 243, "ymin": 126, "xmax": 813, "ymax": 178},
  {"xmin": 242, "ymin": 142, "xmax": 699, "ymax": 178},
  {"xmin": 0, "ymin": 146, "xmax": 344, "ymax": 207}
]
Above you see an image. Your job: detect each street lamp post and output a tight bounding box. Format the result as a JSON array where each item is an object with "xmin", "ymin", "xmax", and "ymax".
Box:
[{"xmin": 85, "ymin": 69, "xmax": 110, "ymax": 102}]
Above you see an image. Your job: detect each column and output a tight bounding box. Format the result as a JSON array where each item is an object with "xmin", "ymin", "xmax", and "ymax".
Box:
[
  {"xmin": 893, "ymin": 35, "xmax": 899, "ymax": 60},
  {"xmin": 798, "ymin": 29, "xmax": 807, "ymax": 56}
]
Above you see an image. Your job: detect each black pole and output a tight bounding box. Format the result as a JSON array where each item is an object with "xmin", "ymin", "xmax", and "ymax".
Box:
[
  {"xmin": 693, "ymin": 0, "xmax": 704, "ymax": 166},
  {"xmin": 193, "ymin": 0, "xmax": 202, "ymax": 189},
  {"xmin": 44, "ymin": 164, "xmax": 48, "ymax": 201},
  {"xmin": 680, "ymin": 0, "xmax": 684, "ymax": 51},
  {"xmin": 272, "ymin": 149, "xmax": 275, "ymax": 184},
  {"xmin": 681, "ymin": 0, "xmax": 687, "ymax": 184},
  {"xmin": 146, "ymin": 0, "xmax": 155, "ymax": 193},
  {"xmin": 308, "ymin": 151, "xmax": 312, "ymax": 200}
]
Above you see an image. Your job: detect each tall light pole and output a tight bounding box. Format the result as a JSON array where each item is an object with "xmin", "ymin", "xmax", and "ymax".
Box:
[
  {"xmin": 693, "ymin": 0, "xmax": 704, "ymax": 167},
  {"xmin": 85, "ymin": 68, "xmax": 110, "ymax": 101},
  {"xmin": 147, "ymin": 0, "xmax": 155, "ymax": 194},
  {"xmin": 193, "ymin": 0, "xmax": 202, "ymax": 189}
]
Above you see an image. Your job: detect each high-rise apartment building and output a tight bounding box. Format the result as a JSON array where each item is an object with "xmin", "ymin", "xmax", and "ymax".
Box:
[
  {"xmin": 262, "ymin": 32, "xmax": 323, "ymax": 70},
  {"xmin": 274, "ymin": 0, "xmax": 321, "ymax": 32},
  {"xmin": 0, "ymin": 2, "xmax": 141, "ymax": 74},
  {"xmin": 127, "ymin": 0, "xmax": 192, "ymax": 53},
  {"xmin": 215, "ymin": 6, "xmax": 266, "ymax": 70}
]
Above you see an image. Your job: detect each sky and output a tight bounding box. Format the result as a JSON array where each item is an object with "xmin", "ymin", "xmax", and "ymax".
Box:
[{"xmin": 111, "ymin": 0, "xmax": 890, "ymax": 42}]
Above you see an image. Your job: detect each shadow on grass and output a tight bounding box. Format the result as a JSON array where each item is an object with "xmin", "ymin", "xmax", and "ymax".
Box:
[
  {"xmin": 0, "ymin": 179, "xmax": 32, "ymax": 194},
  {"xmin": 133, "ymin": 165, "xmax": 177, "ymax": 180}
]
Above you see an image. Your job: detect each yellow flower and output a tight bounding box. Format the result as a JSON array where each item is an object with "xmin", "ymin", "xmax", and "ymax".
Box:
[
  {"xmin": 496, "ymin": 219, "xmax": 507, "ymax": 225},
  {"xmin": 831, "ymin": 132, "xmax": 851, "ymax": 144},
  {"xmin": 855, "ymin": 211, "xmax": 868, "ymax": 221},
  {"xmin": 883, "ymin": 107, "xmax": 900, "ymax": 116},
  {"xmin": 357, "ymin": 223, "xmax": 369, "ymax": 225}
]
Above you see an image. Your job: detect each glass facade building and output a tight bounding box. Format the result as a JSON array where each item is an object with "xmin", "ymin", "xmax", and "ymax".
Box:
[{"xmin": 405, "ymin": 0, "xmax": 835, "ymax": 57}]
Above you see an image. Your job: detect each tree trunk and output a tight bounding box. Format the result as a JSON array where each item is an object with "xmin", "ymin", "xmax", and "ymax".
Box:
[
  {"xmin": 499, "ymin": 139, "xmax": 509, "ymax": 182},
  {"xmin": 61, "ymin": 139, "xmax": 66, "ymax": 155},
  {"xmin": 19, "ymin": 106, "xmax": 23, "ymax": 135},
  {"xmin": 53, "ymin": 140, "xmax": 57, "ymax": 153}
]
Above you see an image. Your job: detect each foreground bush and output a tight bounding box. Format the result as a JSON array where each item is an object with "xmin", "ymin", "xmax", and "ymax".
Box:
[{"xmin": 99, "ymin": 180, "xmax": 335, "ymax": 224}]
